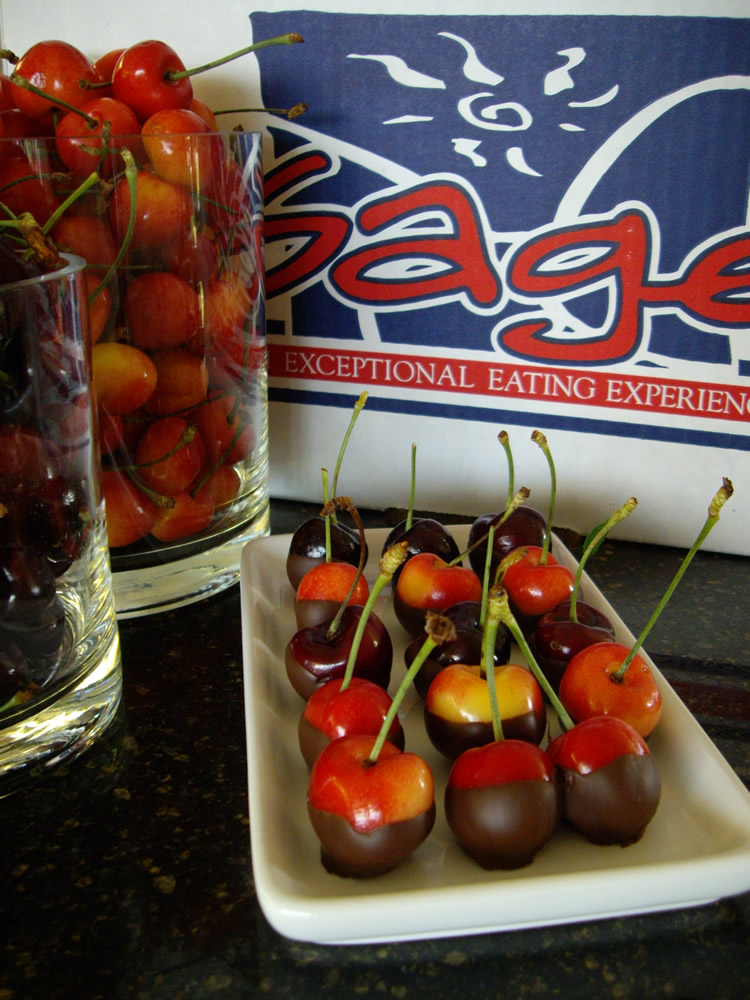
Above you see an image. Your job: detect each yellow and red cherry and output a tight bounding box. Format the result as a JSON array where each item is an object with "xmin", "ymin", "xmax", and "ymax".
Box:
[
  {"xmin": 307, "ymin": 734, "xmax": 435, "ymax": 878},
  {"xmin": 294, "ymin": 560, "xmax": 370, "ymax": 630},
  {"xmin": 559, "ymin": 641, "xmax": 662, "ymax": 739},
  {"xmin": 442, "ymin": 587, "xmax": 559, "ymax": 868},
  {"xmin": 445, "ymin": 739, "xmax": 560, "ymax": 869},
  {"xmin": 547, "ymin": 715, "xmax": 661, "ymax": 845},
  {"xmin": 111, "ymin": 40, "xmax": 193, "ymax": 123},
  {"xmin": 298, "ymin": 676, "xmax": 404, "ymax": 769},
  {"xmin": 558, "ymin": 481, "xmax": 734, "ymax": 740},
  {"xmin": 528, "ymin": 497, "xmax": 638, "ymax": 692},
  {"xmin": 500, "ymin": 545, "xmax": 575, "ymax": 630},
  {"xmin": 424, "ymin": 661, "xmax": 547, "ymax": 759},
  {"xmin": 293, "ymin": 495, "xmax": 370, "ymax": 629},
  {"xmin": 141, "ymin": 107, "xmax": 224, "ymax": 191},
  {"xmin": 394, "ymin": 552, "xmax": 482, "ymax": 637},
  {"xmin": 305, "ymin": 611, "xmax": 455, "ymax": 877}
]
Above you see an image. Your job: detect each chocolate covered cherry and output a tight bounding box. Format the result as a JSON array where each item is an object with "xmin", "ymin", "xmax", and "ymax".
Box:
[
  {"xmin": 445, "ymin": 740, "xmax": 560, "ymax": 869},
  {"xmin": 548, "ymin": 715, "xmax": 661, "ymax": 845}
]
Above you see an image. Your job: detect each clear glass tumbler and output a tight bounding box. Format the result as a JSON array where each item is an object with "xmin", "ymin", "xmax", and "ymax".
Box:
[{"xmin": 0, "ymin": 252, "xmax": 122, "ymax": 794}]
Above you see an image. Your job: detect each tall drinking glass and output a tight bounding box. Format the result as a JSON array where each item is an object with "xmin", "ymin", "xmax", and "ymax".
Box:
[{"xmin": 0, "ymin": 252, "xmax": 122, "ymax": 794}]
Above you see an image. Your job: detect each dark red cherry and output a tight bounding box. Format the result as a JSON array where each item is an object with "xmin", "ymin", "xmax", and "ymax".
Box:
[
  {"xmin": 529, "ymin": 600, "xmax": 616, "ymax": 694},
  {"xmin": 286, "ymin": 515, "xmax": 367, "ymax": 590},
  {"xmin": 404, "ymin": 601, "xmax": 512, "ymax": 700},
  {"xmin": 285, "ymin": 605, "xmax": 392, "ymax": 700},
  {"xmin": 467, "ymin": 506, "xmax": 546, "ymax": 579},
  {"xmin": 381, "ymin": 517, "xmax": 461, "ymax": 586}
]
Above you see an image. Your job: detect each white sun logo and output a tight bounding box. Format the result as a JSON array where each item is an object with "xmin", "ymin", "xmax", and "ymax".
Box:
[{"xmin": 347, "ymin": 32, "xmax": 618, "ymax": 175}]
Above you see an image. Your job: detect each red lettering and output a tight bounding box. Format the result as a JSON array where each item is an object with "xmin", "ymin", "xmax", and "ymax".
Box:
[
  {"xmin": 329, "ymin": 181, "xmax": 501, "ymax": 308},
  {"xmin": 501, "ymin": 211, "xmax": 650, "ymax": 363}
]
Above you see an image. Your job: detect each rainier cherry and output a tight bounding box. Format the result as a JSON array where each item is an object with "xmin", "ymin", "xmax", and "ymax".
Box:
[
  {"xmin": 444, "ymin": 588, "xmax": 560, "ymax": 869},
  {"xmin": 306, "ymin": 612, "xmax": 455, "ymax": 877},
  {"xmin": 560, "ymin": 479, "xmax": 734, "ymax": 739}
]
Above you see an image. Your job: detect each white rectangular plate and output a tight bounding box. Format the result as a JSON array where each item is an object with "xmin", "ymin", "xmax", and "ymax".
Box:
[{"xmin": 240, "ymin": 525, "xmax": 750, "ymax": 945}]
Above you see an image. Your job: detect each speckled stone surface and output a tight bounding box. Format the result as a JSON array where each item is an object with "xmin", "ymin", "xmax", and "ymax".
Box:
[{"xmin": 3, "ymin": 500, "xmax": 750, "ymax": 1000}]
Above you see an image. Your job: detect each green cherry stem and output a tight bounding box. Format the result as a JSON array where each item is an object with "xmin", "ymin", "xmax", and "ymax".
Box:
[
  {"xmin": 569, "ymin": 497, "xmax": 638, "ymax": 622},
  {"xmin": 498, "ymin": 429, "xmax": 514, "ymax": 508},
  {"xmin": 405, "ymin": 443, "xmax": 417, "ymax": 532},
  {"xmin": 214, "ymin": 102, "xmax": 309, "ymax": 119},
  {"xmin": 338, "ymin": 539, "xmax": 409, "ymax": 690},
  {"xmin": 483, "ymin": 587, "xmax": 505, "ymax": 743},
  {"xmin": 329, "ymin": 391, "xmax": 368, "ymax": 523},
  {"xmin": 479, "ymin": 523, "xmax": 496, "ymax": 629},
  {"xmin": 612, "ymin": 478, "xmax": 734, "ymax": 682},
  {"xmin": 167, "ymin": 33, "xmax": 304, "ymax": 82},
  {"xmin": 493, "ymin": 585, "xmax": 575, "ymax": 732},
  {"xmin": 320, "ymin": 496, "xmax": 368, "ymax": 640},
  {"xmin": 531, "ymin": 430, "xmax": 557, "ymax": 564},
  {"xmin": 88, "ymin": 148, "xmax": 138, "ymax": 303},
  {"xmin": 321, "ymin": 469, "xmax": 331, "ymax": 562},
  {"xmin": 42, "ymin": 171, "xmax": 100, "ymax": 235},
  {"xmin": 367, "ymin": 611, "xmax": 457, "ymax": 764}
]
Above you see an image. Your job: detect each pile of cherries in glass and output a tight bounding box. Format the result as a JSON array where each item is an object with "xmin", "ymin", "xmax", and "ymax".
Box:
[
  {"xmin": 0, "ymin": 30, "xmax": 301, "ymax": 552},
  {"xmin": 0, "ymin": 245, "xmax": 92, "ymax": 713},
  {"xmin": 281, "ymin": 423, "xmax": 732, "ymax": 878}
]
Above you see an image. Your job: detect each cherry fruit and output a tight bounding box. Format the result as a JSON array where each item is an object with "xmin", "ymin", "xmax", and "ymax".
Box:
[{"xmin": 548, "ymin": 715, "xmax": 661, "ymax": 845}]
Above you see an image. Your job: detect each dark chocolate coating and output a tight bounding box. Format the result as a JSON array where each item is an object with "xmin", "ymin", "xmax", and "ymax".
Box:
[
  {"xmin": 298, "ymin": 712, "xmax": 405, "ymax": 770},
  {"xmin": 445, "ymin": 778, "xmax": 560, "ymax": 869},
  {"xmin": 557, "ymin": 752, "xmax": 661, "ymax": 845},
  {"xmin": 308, "ymin": 802, "xmax": 436, "ymax": 877},
  {"xmin": 294, "ymin": 597, "xmax": 344, "ymax": 631},
  {"xmin": 424, "ymin": 707, "xmax": 546, "ymax": 760}
]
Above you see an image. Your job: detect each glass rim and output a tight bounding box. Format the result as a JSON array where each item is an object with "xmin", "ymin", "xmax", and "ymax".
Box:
[{"xmin": 0, "ymin": 251, "xmax": 86, "ymax": 291}]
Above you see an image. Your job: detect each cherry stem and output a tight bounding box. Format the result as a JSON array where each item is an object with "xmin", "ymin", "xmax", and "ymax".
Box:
[
  {"xmin": 167, "ymin": 33, "xmax": 304, "ymax": 82},
  {"xmin": 532, "ymin": 430, "xmax": 556, "ymax": 564},
  {"xmin": 483, "ymin": 587, "xmax": 505, "ymax": 743},
  {"xmin": 493, "ymin": 585, "xmax": 575, "ymax": 731},
  {"xmin": 321, "ymin": 468, "xmax": 331, "ymax": 562},
  {"xmin": 569, "ymin": 497, "xmax": 638, "ymax": 622},
  {"xmin": 214, "ymin": 103, "xmax": 309, "ymax": 119},
  {"xmin": 338, "ymin": 539, "xmax": 409, "ymax": 691},
  {"xmin": 479, "ymin": 523, "xmax": 496, "ymax": 629},
  {"xmin": 9, "ymin": 72, "xmax": 98, "ymax": 126},
  {"xmin": 42, "ymin": 171, "xmax": 100, "ymax": 236},
  {"xmin": 319, "ymin": 496, "xmax": 367, "ymax": 636},
  {"xmin": 405, "ymin": 442, "xmax": 417, "ymax": 531},
  {"xmin": 499, "ymin": 430, "xmax": 514, "ymax": 508},
  {"xmin": 0, "ymin": 211, "xmax": 66, "ymax": 272},
  {"xmin": 330, "ymin": 391, "xmax": 368, "ymax": 523},
  {"xmin": 367, "ymin": 611, "xmax": 457, "ymax": 764},
  {"xmin": 89, "ymin": 148, "xmax": 138, "ymax": 303},
  {"xmin": 122, "ymin": 421, "xmax": 199, "ymax": 472},
  {"xmin": 612, "ymin": 478, "xmax": 733, "ymax": 682}
]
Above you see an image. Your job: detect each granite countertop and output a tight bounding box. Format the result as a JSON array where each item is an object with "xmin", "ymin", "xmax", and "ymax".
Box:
[{"xmin": 4, "ymin": 499, "xmax": 750, "ymax": 1000}]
